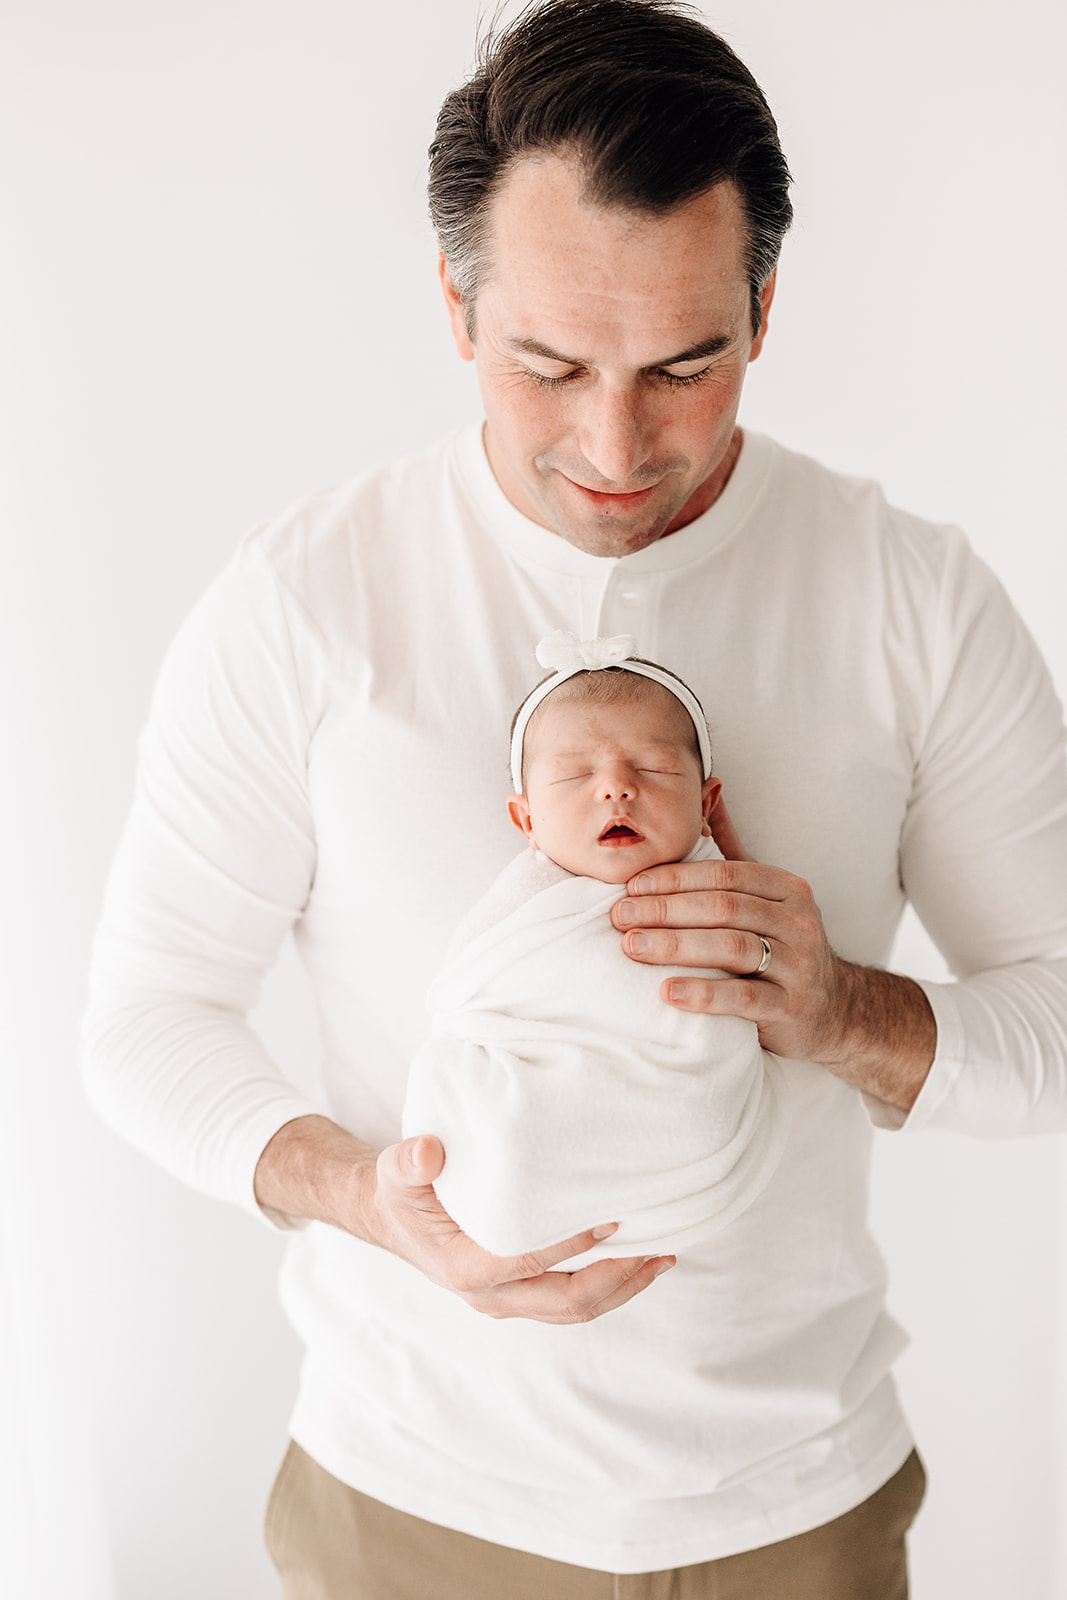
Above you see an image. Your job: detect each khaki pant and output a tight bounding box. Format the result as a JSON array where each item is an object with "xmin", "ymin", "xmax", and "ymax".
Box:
[{"xmin": 266, "ymin": 1441, "xmax": 926, "ymax": 1599}]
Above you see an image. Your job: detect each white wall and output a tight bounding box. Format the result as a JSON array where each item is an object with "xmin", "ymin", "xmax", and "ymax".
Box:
[{"xmin": 2, "ymin": 2, "xmax": 1064, "ymax": 1595}]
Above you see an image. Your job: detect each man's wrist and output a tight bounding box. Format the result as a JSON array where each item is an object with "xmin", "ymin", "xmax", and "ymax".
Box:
[
  {"xmin": 253, "ymin": 1113, "xmax": 382, "ymax": 1239},
  {"xmin": 817, "ymin": 960, "xmax": 936, "ymax": 1113}
]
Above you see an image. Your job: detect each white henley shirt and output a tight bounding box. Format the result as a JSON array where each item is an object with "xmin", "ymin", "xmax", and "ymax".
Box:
[{"xmin": 82, "ymin": 425, "xmax": 1067, "ymax": 1571}]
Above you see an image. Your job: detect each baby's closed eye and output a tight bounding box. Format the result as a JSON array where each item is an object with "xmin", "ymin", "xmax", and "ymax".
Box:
[{"xmin": 548, "ymin": 770, "xmax": 593, "ymax": 785}]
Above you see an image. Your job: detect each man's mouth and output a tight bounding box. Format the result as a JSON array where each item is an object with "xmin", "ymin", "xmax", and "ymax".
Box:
[{"xmin": 561, "ymin": 476, "xmax": 660, "ymax": 514}]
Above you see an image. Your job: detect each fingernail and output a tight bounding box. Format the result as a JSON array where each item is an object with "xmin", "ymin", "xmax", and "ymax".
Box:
[
  {"xmin": 629, "ymin": 932, "xmax": 650, "ymax": 953},
  {"xmin": 667, "ymin": 979, "xmax": 690, "ymax": 1002},
  {"xmin": 591, "ymin": 1223, "xmax": 618, "ymax": 1240},
  {"xmin": 632, "ymin": 874, "xmax": 654, "ymax": 894},
  {"xmin": 616, "ymin": 900, "xmax": 638, "ymax": 926},
  {"xmin": 652, "ymin": 1258, "xmax": 675, "ymax": 1278}
]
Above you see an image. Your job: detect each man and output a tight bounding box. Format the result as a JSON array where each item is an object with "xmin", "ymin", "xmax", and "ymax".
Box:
[{"xmin": 82, "ymin": 2, "xmax": 1067, "ymax": 1595}]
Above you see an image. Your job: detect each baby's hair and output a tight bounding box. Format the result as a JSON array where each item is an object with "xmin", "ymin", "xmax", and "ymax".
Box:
[{"xmin": 510, "ymin": 659, "xmax": 712, "ymax": 792}]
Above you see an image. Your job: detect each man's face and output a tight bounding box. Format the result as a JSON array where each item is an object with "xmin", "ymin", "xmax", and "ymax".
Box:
[
  {"xmin": 506, "ymin": 685, "xmax": 719, "ymax": 883},
  {"xmin": 441, "ymin": 153, "xmax": 773, "ymax": 557}
]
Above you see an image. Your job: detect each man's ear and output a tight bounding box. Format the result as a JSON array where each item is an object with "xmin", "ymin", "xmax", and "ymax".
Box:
[
  {"xmin": 506, "ymin": 794, "xmax": 535, "ymax": 840},
  {"xmin": 700, "ymin": 776, "xmax": 723, "ymax": 835},
  {"xmin": 438, "ymin": 251, "xmax": 475, "ymax": 362},
  {"xmin": 748, "ymin": 268, "xmax": 777, "ymax": 363}
]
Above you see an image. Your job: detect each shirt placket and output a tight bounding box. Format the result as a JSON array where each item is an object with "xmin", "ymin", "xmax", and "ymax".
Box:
[{"xmin": 594, "ymin": 568, "xmax": 658, "ymax": 661}]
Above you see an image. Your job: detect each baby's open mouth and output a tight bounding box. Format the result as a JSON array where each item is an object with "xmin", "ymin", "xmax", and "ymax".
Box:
[{"xmin": 598, "ymin": 822, "xmax": 644, "ymax": 842}]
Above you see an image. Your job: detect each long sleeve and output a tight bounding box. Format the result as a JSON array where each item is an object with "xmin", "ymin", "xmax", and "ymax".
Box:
[
  {"xmin": 80, "ymin": 534, "xmax": 324, "ymax": 1220},
  {"xmin": 894, "ymin": 535, "xmax": 1067, "ymax": 1135}
]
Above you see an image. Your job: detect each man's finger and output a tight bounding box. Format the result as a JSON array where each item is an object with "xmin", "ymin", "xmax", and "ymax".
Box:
[
  {"xmin": 497, "ymin": 1221, "xmax": 622, "ymax": 1281},
  {"xmin": 470, "ymin": 1254, "xmax": 675, "ymax": 1323},
  {"xmin": 620, "ymin": 857, "xmax": 796, "ymax": 904},
  {"xmin": 614, "ymin": 889, "xmax": 786, "ymax": 936},
  {"xmin": 706, "ymin": 792, "xmax": 755, "ymax": 863},
  {"xmin": 660, "ymin": 975, "xmax": 775, "ymax": 1017},
  {"xmin": 581, "ymin": 1255, "xmax": 676, "ymax": 1319},
  {"xmin": 620, "ymin": 926, "xmax": 784, "ymax": 975}
]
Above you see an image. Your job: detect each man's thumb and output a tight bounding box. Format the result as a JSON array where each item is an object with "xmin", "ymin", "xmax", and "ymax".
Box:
[
  {"xmin": 394, "ymin": 1133, "xmax": 445, "ymax": 1185},
  {"xmin": 708, "ymin": 793, "xmax": 756, "ymax": 863}
]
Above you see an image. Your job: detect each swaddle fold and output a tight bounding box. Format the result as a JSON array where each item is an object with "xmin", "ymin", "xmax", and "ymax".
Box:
[{"xmin": 402, "ymin": 837, "xmax": 789, "ymax": 1260}]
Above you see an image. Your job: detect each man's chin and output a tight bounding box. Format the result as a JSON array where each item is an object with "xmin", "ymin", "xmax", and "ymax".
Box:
[
  {"xmin": 541, "ymin": 496, "xmax": 681, "ymax": 557},
  {"xmin": 532, "ymin": 465, "xmax": 704, "ymax": 554}
]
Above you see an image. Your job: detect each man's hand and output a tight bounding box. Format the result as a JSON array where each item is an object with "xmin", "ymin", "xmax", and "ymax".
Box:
[
  {"xmin": 254, "ymin": 1115, "xmax": 674, "ymax": 1323},
  {"xmin": 368, "ymin": 1134, "xmax": 674, "ymax": 1322},
  {"xmin": 609, "ymin": 798, "xmax": 936, "ymax": 1113}
]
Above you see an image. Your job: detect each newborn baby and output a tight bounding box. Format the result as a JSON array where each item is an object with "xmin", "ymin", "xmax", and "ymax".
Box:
[{"xmin": 402, "ymin": 632, "xmax": 789, "ymax": 1261}]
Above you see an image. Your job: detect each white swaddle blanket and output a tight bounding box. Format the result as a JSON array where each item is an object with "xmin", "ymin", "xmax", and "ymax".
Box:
[{"xmin": 402, "ymin": 835, "xmax": 790, "ymax": 1260}]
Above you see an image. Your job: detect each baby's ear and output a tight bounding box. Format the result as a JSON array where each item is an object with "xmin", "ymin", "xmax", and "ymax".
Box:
[
  {"xmin": 506, "ymin": 795, "xmax": 535, "ymax": 840},
  {"xmin": 700, "ymin": 776, "xmax": 723, "ymax": 835}
]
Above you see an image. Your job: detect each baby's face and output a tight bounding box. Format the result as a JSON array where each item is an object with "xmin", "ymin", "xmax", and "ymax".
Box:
[{"xmin": 508, "ymin": 690, "xmax": 719, "ymax": 883}]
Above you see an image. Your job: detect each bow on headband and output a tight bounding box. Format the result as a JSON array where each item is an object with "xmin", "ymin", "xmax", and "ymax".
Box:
[{"xmin": 535, "ymin": 630, "xmax": 638, "ymax": 673}]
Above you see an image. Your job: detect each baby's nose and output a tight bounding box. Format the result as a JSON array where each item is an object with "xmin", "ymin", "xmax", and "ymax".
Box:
[{"xmin": 598, "ymin": 764, "xmax": 636, "ymax": 798}]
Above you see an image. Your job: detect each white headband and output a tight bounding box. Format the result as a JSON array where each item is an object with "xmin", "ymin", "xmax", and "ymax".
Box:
[{"xmin": 510, "ymin": 631, "xmax": 713, "ymax": 790}]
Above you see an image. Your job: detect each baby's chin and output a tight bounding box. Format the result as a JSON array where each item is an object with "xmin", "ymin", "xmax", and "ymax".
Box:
[{"xmin": 563, "ymin": 841, "xmax": 672, "ymax": 884}]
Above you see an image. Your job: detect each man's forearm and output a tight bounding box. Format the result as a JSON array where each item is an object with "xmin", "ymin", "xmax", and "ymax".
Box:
[
  {"xmin": 817, "ymin": 961, "xmax": 936, "ymax": 1113},
  {"xmin": 253, "ymin": 1113, "xmax": 380, "ymax": 1235}
]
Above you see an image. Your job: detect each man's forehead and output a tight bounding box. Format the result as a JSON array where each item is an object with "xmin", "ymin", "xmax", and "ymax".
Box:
[{"xmin": 479, "ymin": 152, "xmax": 748, "ymax": 302}]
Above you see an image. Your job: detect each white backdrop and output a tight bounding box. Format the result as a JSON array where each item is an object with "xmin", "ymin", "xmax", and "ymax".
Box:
[{"xmin": 2, "ymin": 1, "xmax": 1065, "ymax": 1596}]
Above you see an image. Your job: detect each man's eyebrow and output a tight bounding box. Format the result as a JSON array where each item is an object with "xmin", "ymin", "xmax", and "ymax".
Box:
[{"xmin": 504, "ymin": 333, "xmax": 733, "ymax": 368}]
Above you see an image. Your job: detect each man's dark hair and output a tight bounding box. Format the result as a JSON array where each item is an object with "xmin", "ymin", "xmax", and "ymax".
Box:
[{"xmin": 428, "ymin": 0, "xmax": 792, "ymax": 339}]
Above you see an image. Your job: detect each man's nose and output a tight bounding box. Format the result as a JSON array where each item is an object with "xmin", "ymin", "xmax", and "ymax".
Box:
[{"xmin": 575, "ymin": 384, "xmax": 654, "ymax": 486}]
